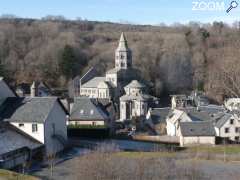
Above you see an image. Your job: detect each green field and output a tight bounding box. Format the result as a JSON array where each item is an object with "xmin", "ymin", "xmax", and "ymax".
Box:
[{"xmin": 0, "ymin": 169, "xmax": 39, "ymax": 180}]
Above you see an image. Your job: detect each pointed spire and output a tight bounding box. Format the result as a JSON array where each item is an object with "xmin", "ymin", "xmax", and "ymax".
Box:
[{"xmin": 117, "ymin": 32, "xmax": 128, "ymax": 50}]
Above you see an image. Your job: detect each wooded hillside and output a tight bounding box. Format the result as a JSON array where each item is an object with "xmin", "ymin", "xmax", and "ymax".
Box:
[{"xmin": 0, "ymin": 17, "xmax": 239, "ymax": 102}]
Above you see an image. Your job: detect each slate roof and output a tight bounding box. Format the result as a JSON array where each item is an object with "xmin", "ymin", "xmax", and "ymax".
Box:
[
  {"xmin": 70, "ymin": 97, "xmax": 109, "ymax": 121},
  {"xmin": 125, "ymin": 80, "xmax": 146, "ymax": 88},
  {"xmin": 214, "ymin": 113, "xmax": 232, "ymax": 128},
  {"xmin": 1, "ymin": 97, "xmax": 66, "ymax": 123},
  {"xmin": 197, "ymin": 105, "xmax": 225, "ymax": 115},
  {"xmin": 180, "ymin": 121, "xmax": 215, "ymax": 137},
  {"xmin": 116, "ymin": 32, "xmax": 129, "ymax": 51},
  {"xmin": 81, "ymin": 77, "xmax": 106, "ymax": 88},
  {"xmin": 185, "ymin": 109, "xmax": 213, "ymax": 122},
  {"xmin": 0, "ymin": 124, "xmax": 42, "ymax": 155},
  {"xmin": 150, "ymin": 107, "xmax": 171, "ymax": 124}
]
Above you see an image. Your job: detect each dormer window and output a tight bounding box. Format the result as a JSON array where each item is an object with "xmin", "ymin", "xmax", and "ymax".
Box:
[
  {"xmin": 19, "ymin": 123, "xmax": 24, "ymax": 127},
  {"xmin": 90, "ymin": 109, "xmax": 94, "ymax": 115}
]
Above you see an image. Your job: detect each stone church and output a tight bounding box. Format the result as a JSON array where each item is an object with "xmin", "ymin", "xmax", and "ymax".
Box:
[{"xmin": 79, "ymin": 33, "xmax": 159, "ymax": 121}]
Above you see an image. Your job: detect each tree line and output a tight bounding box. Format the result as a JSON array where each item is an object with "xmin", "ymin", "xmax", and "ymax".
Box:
[{"xmin": 0, "ymin": 17, "xmax": 239, "ymax": 102}]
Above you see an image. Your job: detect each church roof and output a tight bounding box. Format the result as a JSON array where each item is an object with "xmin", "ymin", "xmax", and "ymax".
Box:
[
  {"xmin": 116, "ymin": 32, "xmax": 129, "ymax": 51},
  {"xmin": 125, "ymin": 80, "xmax": 146, "ymax": 89},
  {"xmin": 120, "ymin": 93, "xmax": 157, "ymax": 102},
  {"xmin": 81, "ymin": 77, "xmax": 106, "ymax": 88}
]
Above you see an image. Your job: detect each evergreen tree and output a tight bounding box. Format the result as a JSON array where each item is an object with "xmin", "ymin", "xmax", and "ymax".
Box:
[{"xmin": 59, "ymin": 45, "xmax": 77, "ymax": 79}]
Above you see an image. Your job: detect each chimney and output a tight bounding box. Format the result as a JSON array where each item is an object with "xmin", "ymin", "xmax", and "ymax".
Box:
[{"xmin": 31, "ymin": 81, "xmax": 38, "ymax": 97}]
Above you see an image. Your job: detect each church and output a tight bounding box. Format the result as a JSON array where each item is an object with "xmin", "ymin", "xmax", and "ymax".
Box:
[{"xmin": 79, "ymin": 33, "xmax": 159, "ymax": 121}]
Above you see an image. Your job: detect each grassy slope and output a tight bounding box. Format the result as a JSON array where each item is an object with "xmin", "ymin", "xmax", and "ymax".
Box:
[
  {"xmin": 116, "ymin": 145, "xmax": 240, "ymax": 162},
  {"xmin": 0, "ymin": 169, "xmax": 39, "ymax": 180}
]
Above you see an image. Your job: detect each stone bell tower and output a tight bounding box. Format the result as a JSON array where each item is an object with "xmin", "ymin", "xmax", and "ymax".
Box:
[{"xmin": 115, "ymin": 32, "xmax": 132, "ymax": 70}]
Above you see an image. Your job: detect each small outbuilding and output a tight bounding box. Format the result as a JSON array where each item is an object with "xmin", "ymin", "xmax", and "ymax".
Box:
[{"xmin": 179, "ymin": 121, "xmax": 216, "ymax": 147}]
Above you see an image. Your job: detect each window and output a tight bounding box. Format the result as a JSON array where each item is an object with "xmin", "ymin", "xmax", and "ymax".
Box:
[
  {"xmin": 80, "ymin": 109, "xmax": 84, "ymax": 114},
  {"xmin": 32, "ymin": 124, "xmax": 38, "ymax": 133},
  {"xmin": 236, "ymin": 127, "xmax": 239, "ymax": 133},
  {"xmin": 225, "ymin": 128, "xmax": 229, "ymax": 133},
  {"xmin": 235, "ymin": 136, "xmax": 239, "ymax": 141},
  {"xmin": 230, "ymin": 119, "xmax": 234, "ymax": 125},
  {"xmin": 18, "ymin": 123, "xmax": 24, "ymax": 127}
]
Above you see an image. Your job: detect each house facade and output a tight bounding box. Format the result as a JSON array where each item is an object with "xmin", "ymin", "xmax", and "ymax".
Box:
[
  {"xmin": 214, "ymin": 112, "xmax": 240, "ymax": 141},
  {"xmin": 3, "ymin": 97, "xmax": 68, "ymax": 155},
  {"xmin": 166, "ymin": 109, "xmax": 192, "ymax": 136}
]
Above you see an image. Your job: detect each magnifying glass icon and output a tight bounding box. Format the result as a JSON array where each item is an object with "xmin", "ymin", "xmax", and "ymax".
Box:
[{"xmin": 226, "ymin": 1, "xmax": 238, "ymax": 13}]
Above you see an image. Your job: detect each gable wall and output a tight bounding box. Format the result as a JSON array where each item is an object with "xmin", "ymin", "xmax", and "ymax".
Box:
[
  {"xmin": 11, "ymin": 122, "xmax": 44, "ymax": 143},
  {"xmin": 44, "ymin": 101, "xmax": 67, "ymax": 155}
]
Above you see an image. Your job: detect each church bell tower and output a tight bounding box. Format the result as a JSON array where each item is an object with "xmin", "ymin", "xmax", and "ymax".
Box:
[{"xmin": 115, "ymin": 32, "xmax": 132, "ymax": 70}]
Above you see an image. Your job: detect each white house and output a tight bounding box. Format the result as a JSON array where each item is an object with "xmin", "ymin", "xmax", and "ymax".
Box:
[
  {"xmin": 214, "ymin": 112, "xmax": 240, "ymax": 141},
  {"xmin": 3, "ymin": 97, "xmax": 68, "ymax": 156},
  {"xmin": 166, "ymin": 107, "xmax": 218, "ymax": 137},
  {"xmin": 166, "ymin": 109, "xmax": 192, "ymax": 136},
  {"xmin": 179, "ymin": 121, "xmax": 216, "ymax": 147}
]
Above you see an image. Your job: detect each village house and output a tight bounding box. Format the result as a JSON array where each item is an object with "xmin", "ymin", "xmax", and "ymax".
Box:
[
  {"xmin": 190, "ymin": 91, "xmax": 210, "ymax": 107},
  {"xmin": 166, "ymin": 107, "xmax": 221, "ymax": 137},
  {"xmin": 166, "ymin": 108, "xmax": 192, "ymax": 136},
  {"xmin": 16, "ymin": 81, "xmax": 52, "ymax": 97},
  {"xmin": 0, "ymin": 123, "xmax": 43, "ymax": 169},
  {"xmin": 69, "ymin": 97, "xmax": 111, "ymax": 127},
  {"xmin": 179, "ymin": 121, "xmax": 216, "ymax": 147},
  {"xmin": 170, "ymin": 95, "xmax": 192, "ymax": 109},
  {"xmin": 2, "ymin": 97, "xmax": 68, "ymax": 156},
  {"xmin": 213, "ymin": 112, "xmax": 240, "ymax": 142}
]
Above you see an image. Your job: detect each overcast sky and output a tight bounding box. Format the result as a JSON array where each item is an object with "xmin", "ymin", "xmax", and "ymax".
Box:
[{"xmin": 1, "ymin": 0, "xmax": 240, "ymax": 25}]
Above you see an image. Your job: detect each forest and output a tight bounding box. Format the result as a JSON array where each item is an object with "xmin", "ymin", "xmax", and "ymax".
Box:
[{"xmin": 0, "ymin": 16, "xmax": 240, "ymax": 102}]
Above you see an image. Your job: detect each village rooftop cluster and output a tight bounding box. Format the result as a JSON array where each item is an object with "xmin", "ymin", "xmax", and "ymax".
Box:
[{"xmin": 0, "ymin": 33, "xmax": 240, "ymax": 170}]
